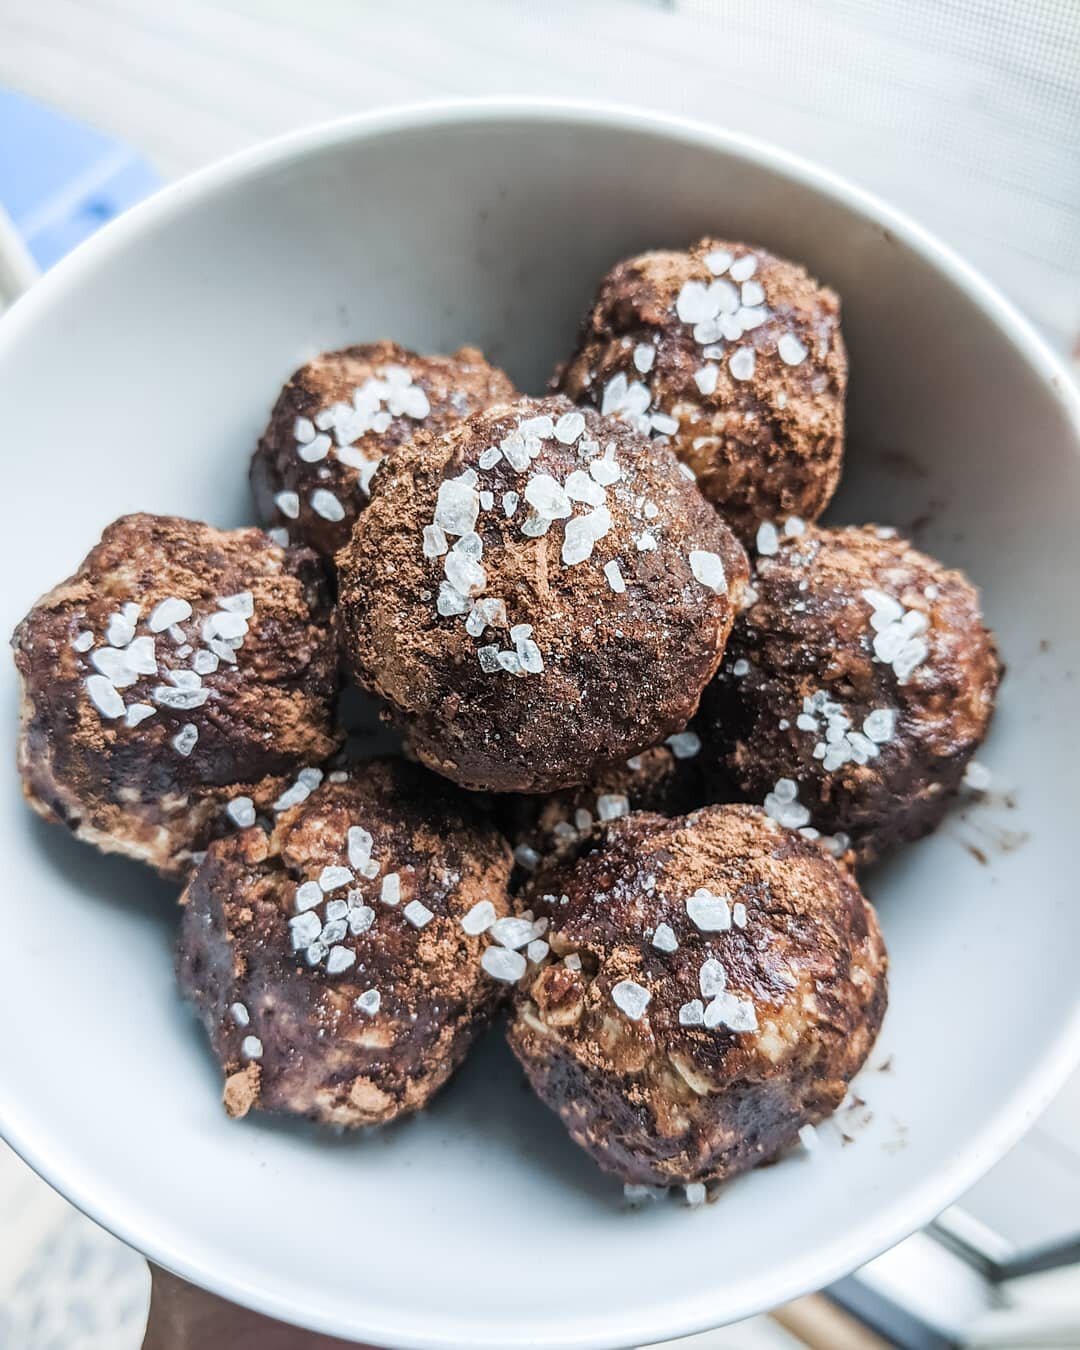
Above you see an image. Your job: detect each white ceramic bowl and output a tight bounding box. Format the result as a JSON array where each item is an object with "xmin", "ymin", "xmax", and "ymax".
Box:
[{"xmin": 1, "ymin": 101, "xmax": 1078, "ymax": 1350}]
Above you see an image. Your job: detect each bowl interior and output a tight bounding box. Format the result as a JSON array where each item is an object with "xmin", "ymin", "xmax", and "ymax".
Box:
[{"xmin": 1, "ymin": 105, "xmax": 1079, "ymax": 1350}]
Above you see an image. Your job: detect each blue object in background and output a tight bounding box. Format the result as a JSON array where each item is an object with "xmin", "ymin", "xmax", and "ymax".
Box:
[{"xmin": 0, "ymin": 88, "xmax": 160, "ymax": 270}]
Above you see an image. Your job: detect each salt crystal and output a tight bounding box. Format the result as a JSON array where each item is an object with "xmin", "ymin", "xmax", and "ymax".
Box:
[
  {"xmin": 148, "ymin": 597, "xmax": 192, "ymax": 632},
  {"xmin": 666, "ymin": 731, "xmax": 701, "ymax": 759},
  {"xmin": 326, "ymin": 945, "xmax": 356, "ymax": 975},
  {"xmin": 689, "ymin": 550, "xmax": 727, "ymax": 593},
  {"xmin": 652, "ymin": 923, "xmax": 678, "ymax": 953},
  {"xmin": 227, "ymin": 796, "xmax": 256, "ymax": 828},
  {"xmin": 461, "ymin": 899, "xmax": 497, "ymax": 935},
  {"xmin": 596, "ymin": 793, "xmax": 630, "ymax": 821},
  {"xmin": 423, "ymin": 523, "xmax": 448, "ymax": 557},
  {"xmin": 756, "ymin": 521, "xmax": 780, "ymax": 555},
  {"xmin": 554, "ymin": 411, "xmax": 586, "ymax": 445},
  {"xmin": 778, "ymin": 333, "xmax": 808, "ymax": 366},
  {"xmin": 404, "ymin": 900, "xmax": 434, "ymax": 929},
  {"xmin": 686, "ymin": 888, "xmax": 731, "ymax": 931},
  {"xmin": 604, "ymin": 559, "xmax": 626, "ymax": 594},
  {"xmin": 481, "ymin": 946, "xmax": 526, "ymax": 982},
  {"xmin": 694, "ymin": 364, "xmax": 719, "ymax": 396},
  {"xmin": 699, "ymin": 957, "xmax": 727, "ymax": 996},
  {"xmin": 611, "ymin": 979, "xmax": 651, "ymax": 1021},
  {"xmin": 171, "ymin": 723, "xmax": 199, "ymax": 757},
  {"xmin": 729, "ymin": 347, "xmax": 756, "ymax": 381}
]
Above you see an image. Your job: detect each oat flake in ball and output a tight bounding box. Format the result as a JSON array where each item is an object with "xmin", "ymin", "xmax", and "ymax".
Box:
[
  {"xmin": 702, "ymin": 523, "xmax": 1001, "ymax": 862},
  {"xmin": 508, "ymin": 804, "xmax": 887, "ymax": 1188},
  {"xmin": 12, "ymin": 514, "xmax": 341, "ymax": 878},
  {"xmin": 336, "ymin": 395, "xmax": 749, "ymax": 794},
  {"xmin": 251, "ymin": 341, "xmax": 516, "ymax": 557},
  {"xmin": 556, "ymin": 237, "xmax": 847, "ymax": 546},
  {"xmin": 176, "ymin": 758, "xmax": 515, "ymax": 1127}
]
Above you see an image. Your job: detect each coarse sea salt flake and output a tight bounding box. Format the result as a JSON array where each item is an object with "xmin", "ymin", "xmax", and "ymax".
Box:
[
  {"xmin": 634, "ymin": 343, "xmax": 655, "ymax": 373},
  {"xmin": 689, "ymin": 550, "xmax": 727, "ymax": 593},
  {"xmin": 423, "ymin": 523, "xmax": 448, "ymax": 557},
  {"xmin": 172, "ymin": 723, "xmax": 199, "ymax": 757},
  {"xmin": 687, "ymin": 888, "xmax": 731, "ymax": 931},
  {"xmin": 963, "ymin": 760, "xmax": 992, "ymax": 791},
  {"xmin": 482, "ymin": 946, "xmax": 526, "ymax": 982},
  {"xmin": 756, "ymin": 521, "xmax": 780, "ymax": 555},
  {"xmin": 489, "ymin": 916, "xmax": 536, "ymax": 950},
  {"xmin": 729, "ymin": 347, "xmax": 756, "ymax": 381},
  {"xmin": 311, "ymin": 489, "xmax": 345, "ymax": 521},
  {"xmin": 652, "ymin": 922, "xmax": 678, "ymax": 953},
  {"xmin": 694, "ymin": 364, "xmax": 719, "ymax": 396},
  {"xmin": 404, "ymin": 900, "xmax": 434, "ymax": 928},
  {"xmin": 612, "ymin": 979, "xmax": 651, "ymax": 1021},
  {"xmin": 148, "ymin": 597, "xmax": 192, "ymax": 632},
  {"xmin": 227, "ymin": 796, "xmax": 256, "ymax": 828},
  {"xmin": 554, "ymin": 411, "xmax": 586, "ymax": 444},
  {"xmin": 85, "ymin": 674, "xmax": 125, "ymax": 719},
  {"xmin": 434, "ymin": 475, "xmax": 479, "ymax": 535},
  {"xmin": 666, "ymin": 730, "xmax": 701, "ymax": 759},
  {"xmin": 461, "ymin": 899, "xmax": 496, "ymax": 935},
  {"xmin": 699, "ymin": 958, "xmax": 727, "ymax": 996},
  {"xmin": 604, "ymin": 559, "xmax": 626, "ymax": 594},
  {"xmin": 319, "ymin": 864, "xmax": 353, "ymax": 892},
  {"xmin": 326, "ymin": 946, "xmax": 356, "ymax": 975},
  {"xmin": 596, "ymin": 793, "xmax": 630, "ymax": 821}
]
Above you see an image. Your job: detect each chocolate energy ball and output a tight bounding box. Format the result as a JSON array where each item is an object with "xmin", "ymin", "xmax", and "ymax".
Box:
[
  {"xmin": 507, "ymin": 804, "xmax": 887, "ymax": 1188},
  {"xmin": 176, "ymin": 758, "xmax": 515, "ymax": 1127},
  {"xmin": 251, "ymin": 341, "xmax": 515, "ymax": 558},
  {"xmin": 505, "ymin": 737, "xmax": 707, "ymax": 872},
  {"xmin": 702, "ymin": 524, "xmax": 1001, "ymax": 862},
  {"xmin": 337, "ymin": 395, "xmax": 749, "ymax": 794},
  {"xmin": 555, "ymin": 237, "xmax": 847, "ymax": 545},
  {"xmin": 12, "ymin": 514, "xmax": 341, "ymax": 879}
]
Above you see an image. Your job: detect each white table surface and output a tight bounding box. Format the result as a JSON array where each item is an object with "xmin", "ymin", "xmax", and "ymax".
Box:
[{"xmin": 1, "ymin": 2, "xmax": 1078, "ymax": 1346}]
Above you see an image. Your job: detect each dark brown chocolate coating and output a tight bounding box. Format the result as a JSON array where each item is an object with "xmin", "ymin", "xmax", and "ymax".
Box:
[
  {"xmin": 555, "ymin": 238, "xmax": 847, "ymax": 545},
  {"xmin": 701, "ymin": 525, "xmax": 1001, "ymax": 862},
  {"xmin": 336, "ymin": 395, "xmax": 749, "ymax": 794},
  {"xmin": 12, "ymin": 513, "xmax": 341, "ymax": 879},
  {"xmin": 251, "ymin": 341, "xmax": 516, "ymax": 557},
  {"xmin": 503, "ymin": 740, "xmax": 707, "ymax": 871},
  {"xmin": 507, "ymin": 804, "xmax": 887, "ymax": 1187},
  {"xmin": 175, "ymin": 758, "xmax": 515, "ymax": 1127}
]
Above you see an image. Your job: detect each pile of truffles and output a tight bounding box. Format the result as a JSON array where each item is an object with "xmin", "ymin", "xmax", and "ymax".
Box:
[{"xmin": 13, "ymin": 239, "xmax": 1000, "ymax": 1203}]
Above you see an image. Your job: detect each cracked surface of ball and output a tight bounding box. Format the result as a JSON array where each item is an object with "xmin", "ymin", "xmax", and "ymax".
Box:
[
  {"xmin": 12, "ymin": 513, "xmax": 341, "ymax": 879},
  {"xmin": 507, "ymin": 803, "xmax": 887, "ymax": 1187},
  {"xmin": 176, "ymin": 758, "xmax": 515, "ymax": 1127},
  {"xmin": 251, "ymin": 341, "xmax": 516, "ymax": 557},
  {"xmin": 701, "ymin": 524, "xmax": 1001, "ymax": 861},
  {"xmin": 555, "ymin": 237, "xmax": 847, "ymax": 545},
  {"xmin": 337, "ymin": 394, "xmax": 748, "ymax": 794}
]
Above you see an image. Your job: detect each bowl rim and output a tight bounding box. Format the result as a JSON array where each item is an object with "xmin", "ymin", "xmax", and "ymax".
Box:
[{"xmin": 2, "ymin": 97, "xmax": 1080, "ymax": 1348}]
